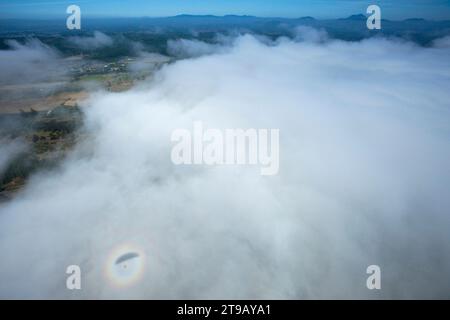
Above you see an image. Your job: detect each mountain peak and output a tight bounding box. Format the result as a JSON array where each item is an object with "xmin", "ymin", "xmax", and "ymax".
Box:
[
  {"xmin": 223, "ymin": 14, "xmax": 256, "ymax": 18},
  {"xmin": 298, "ymin": 16, "xmax": 316, "ymax": 21},
  {"xmin": 345, "ymin": 14, "xmax": 367, "ymax": 21}
]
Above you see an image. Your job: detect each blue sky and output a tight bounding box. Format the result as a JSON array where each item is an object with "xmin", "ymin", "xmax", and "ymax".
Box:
[{"xmin": 0, "ymin": 0, "xmax": 449, "ymax": 20}]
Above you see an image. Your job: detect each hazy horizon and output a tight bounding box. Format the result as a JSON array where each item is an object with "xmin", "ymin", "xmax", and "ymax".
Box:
[
  {"xmin": 1, "ymin": 14, "xmax": 449, "ymax": 21},
  {"xmin": 1, "ymin": 0, "xmax": 450, "ymax": 20}
]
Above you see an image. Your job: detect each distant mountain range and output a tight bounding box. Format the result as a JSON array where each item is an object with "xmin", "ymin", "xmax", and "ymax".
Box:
[{"xmin": 1, "ymin": 14, "xmax": 449, "ymax": 45}]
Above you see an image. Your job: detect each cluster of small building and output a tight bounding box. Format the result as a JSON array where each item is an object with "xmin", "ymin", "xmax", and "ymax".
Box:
[{"xmin": 69, "ymin": 57, "xmax": 135, "ymax": 76}]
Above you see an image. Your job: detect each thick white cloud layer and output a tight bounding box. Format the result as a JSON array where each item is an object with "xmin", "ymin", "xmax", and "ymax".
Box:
[
  {"xmin": 0, "ymin": 31, "xmax": 449, "ymax": 299},
  {"xmin": 167, "ymin": 38, "xmax": 228, "ymax": 58}
]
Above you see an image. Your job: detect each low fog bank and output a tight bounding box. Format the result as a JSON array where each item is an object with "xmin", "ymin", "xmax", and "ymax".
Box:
[
  {"xmin": 0, "ymin": 29, "xmax": 449, "ymax": 299},
  {"xmin": 67, "ymin": 31, "xmax": 114, "ymax": 50},
  {"xmin": 0, "ymin": 39, "xmax": 68, "ymax": 86},
  {"xmin": 0, "ymin": 139, "xmax": 27, "ymax": 175}
]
